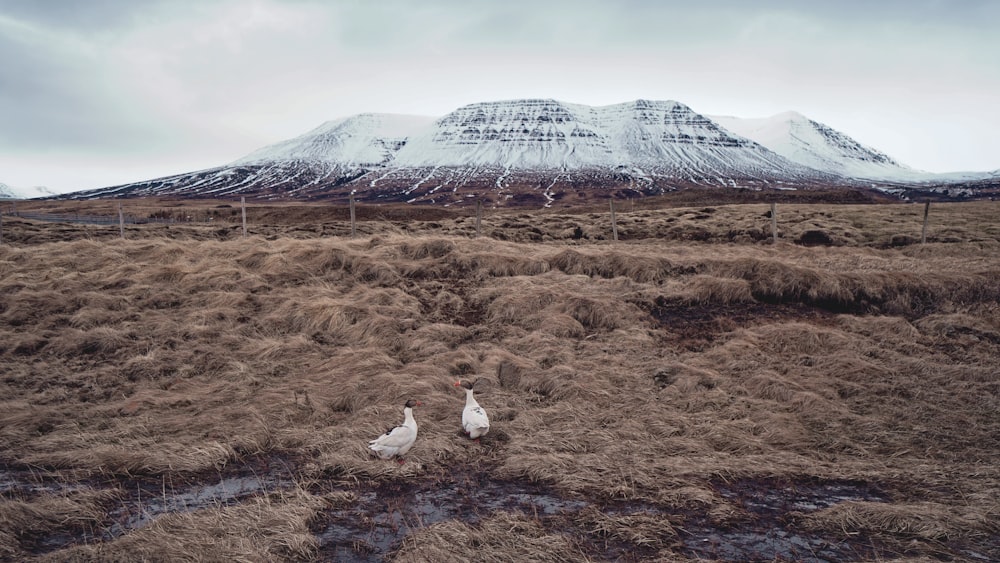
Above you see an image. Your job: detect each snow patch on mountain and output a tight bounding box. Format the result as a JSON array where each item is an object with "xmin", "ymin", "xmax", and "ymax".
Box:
[
  {"xmin": 710, "ymin": 112, "xmax": 999, "ymax": 184},
  {"xmin": 709, "ymin": 112, "xmax": 914, "ymax": 180},
  {"xmin": 388, "ymin": 99, "xmax": 823, "ymax": 182},
  {"xmin": 0, "ymin": 182, "xmax": 58, "ymax": 199},
  {"xmin": 233, "ymin": 113, "xmax": 437, "ymax": 167}
]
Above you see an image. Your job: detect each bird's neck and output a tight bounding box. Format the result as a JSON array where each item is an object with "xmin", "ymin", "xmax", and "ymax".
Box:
[
  {"xmin": 465, "ymin": 390, "xmax": 479, "ymax": 408},
  {"xmin": 403, "ymin": 407, "xmax": 416, "ymax": 427}
]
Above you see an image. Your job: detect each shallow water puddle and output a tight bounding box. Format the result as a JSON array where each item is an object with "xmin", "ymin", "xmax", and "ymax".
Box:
[
  {"xmin": 313, "ymin": 474, "xmax": 893, "ymax": 562},
  {"xmin": 686, "ymin": 529, "xmax": 845, "ymax": 562},
  {"xmin": 1, "ymin": 457, "xmax": 297, "ymax": 554},
  {"xmin": 681, "ymin": 478, "xmax": 891, "ymax": 562},
  {"xmin": 314, "ymin": 474, "xmax": 588, "ymax": 561},
  {"xmin": 104, "ymin": 471, "xmax": 292, "ymax": 538},
  {"xmin": 716, "ymin": 477, "xmax": 889, "ymax": 514},
  {"xmin": 0, "ymin": 470, "xmax": 18, "ymax": 494},
  {"xmin": 5, "ymin": 460, "xmax": 905, "ymax": 561}
]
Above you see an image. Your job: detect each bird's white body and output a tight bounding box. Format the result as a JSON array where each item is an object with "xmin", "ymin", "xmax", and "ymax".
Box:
[
  {"xmin": 461, "ymin": 387, "xmax": 490, "ymax": 439},
  {"xmin": 368, "ymin": 405, "xmax": 418, "ymax": 459}
]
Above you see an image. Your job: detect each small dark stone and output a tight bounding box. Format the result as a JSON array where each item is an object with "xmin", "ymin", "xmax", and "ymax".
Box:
[
  {"xmin": 796, "ymin": 230, "xmax": 834, "ymax": 246},
  {"xmin": 653, "ymin": 368, "xmax": 677, "ymax": 388}
]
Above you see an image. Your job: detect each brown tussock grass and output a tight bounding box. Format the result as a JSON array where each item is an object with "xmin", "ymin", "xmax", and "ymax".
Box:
[
  {"xmin": 1, "ymin": 202, "xmax": 999, "ymax": 560},
  {"xmin": 395, "ymin": 512, "xmax": 591, "ymax": 562},
  {"xmin": 578, "ymin": 508, "xmax": 679, "ymax": 550},
  {"xmin": 683, "ymin": 275, "xmax": 755, "ymax": 304},
  {"xmin": 800, "ymin": 499, "xmax": 1000, "ymax": 549},
  {"xmin": 0, "ymin": 489, "xmax": 116, "ymax": 561}
]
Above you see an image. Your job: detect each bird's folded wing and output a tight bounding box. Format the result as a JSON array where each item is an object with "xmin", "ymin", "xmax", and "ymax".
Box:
[
  {"xmin": 464, "ymin": 407, "xmax": 490, "ymax": 428},
  {"xmin": 371, "ymin": 425, "xmax": 414, "ymax": 447}
]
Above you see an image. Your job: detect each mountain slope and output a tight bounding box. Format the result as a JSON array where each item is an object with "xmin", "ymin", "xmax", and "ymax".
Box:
[
  {"xmin": 709, "ymin": 112, "xmax": 919, "ymax": 181},
  {"xmin": 234, "ymin": 113, "xmax": 436, "ymax": 167},
  {"xmin": 57, "ymin": 99, "xmax": 996, "ymax": 206},
  {"xmin": 1, "ymin": 182, "xmax": 58, "ymax": 199},
  {"xmin": 367, "ymin": 99, "xmax": 835, "ymax": 203},
  {"xmin": 389, "ymin": 99, "xmax": 820, "ymax": 178}
]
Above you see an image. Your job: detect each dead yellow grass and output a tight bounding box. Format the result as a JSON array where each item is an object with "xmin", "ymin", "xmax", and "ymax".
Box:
[
  {"xmin": 1, "ymin": 201, "xmax": 998, "ymax": 560},
  {"xmin": 395, "ymin": 512, "xmax": 591, "ymax": 562}
]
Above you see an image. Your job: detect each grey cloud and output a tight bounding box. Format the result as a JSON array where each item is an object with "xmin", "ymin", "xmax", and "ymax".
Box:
[
  {"xmin": 0, "ymin": 32, "xmax": 168, "ymax": 152},
  {"xmin": 0, "ymin": 0, "xmax": 188, "ymax": 32}
]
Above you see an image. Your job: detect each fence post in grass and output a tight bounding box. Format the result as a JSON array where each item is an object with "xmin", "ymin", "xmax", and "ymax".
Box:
[
  {"xmin": 475, "ymin": 199, "xmax": 483, "ymax": 237},
  {"xmin": 118, "ymin": 202, "xmax": 125, "ymax": 239},
  {"xmin": 610, "ymin": 199, "xmax": 618, "ymax": 242},
  {"xmin": 349, "ymin": 194, "xmax": 357, "ymax": 237},
  {"xmin": 241, "ymin": 196, "xmax": 247, "ymax": 239},
  {"xmin": 770, "ymin": 202, "xmax": 778, "ymax": 244},
  {"xmin": 921, "ymin": 201, "xmax": 931, "ymax": 244}
]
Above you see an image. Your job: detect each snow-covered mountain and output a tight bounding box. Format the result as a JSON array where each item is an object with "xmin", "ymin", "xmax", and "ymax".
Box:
[
  {"xmin": 388, "ymin": 99, "xmax": 820, "ymax": 177},
  {"xmin": 0, "ymin": 182, "xmax": 57, "ymax": 199},
  {"xmin": 234, "ymin": 113, "xmax": 436, "ymax": 167},
  {"xmin": 710, "ymin": 112, "xmax": 997, "ymax": 185},
  {"xmin": 710, "ymin": 112, "xmax": 913, "ymax": 180},
  {"xmin": 61, "ymin": 98, "xmax": 997, "ymax": 206}
]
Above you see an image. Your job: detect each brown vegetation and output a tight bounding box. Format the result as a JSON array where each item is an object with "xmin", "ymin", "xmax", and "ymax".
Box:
[{"xmin": 1, "ymin": 199, "xmax": 998, "ymax": 561}]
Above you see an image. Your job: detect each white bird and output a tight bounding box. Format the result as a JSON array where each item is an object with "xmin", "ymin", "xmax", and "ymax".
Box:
[
  {"xmin": 455, "ymin": 380, "xmax": 490, "ymax": 440},
  {"xmin": 368, "ymin": 399, "xmax": 420, "ymax": 461}
]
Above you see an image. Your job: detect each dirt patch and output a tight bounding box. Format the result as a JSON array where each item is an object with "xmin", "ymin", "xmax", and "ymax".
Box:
[{"xmin": 647, "ymin": 299, "xmax": 837, "ymax": 349}]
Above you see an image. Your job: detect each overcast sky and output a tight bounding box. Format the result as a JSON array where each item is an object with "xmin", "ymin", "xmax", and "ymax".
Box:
[{"xmin": 2, "ymin": 0, "xmax": 998, "ymax": 193}]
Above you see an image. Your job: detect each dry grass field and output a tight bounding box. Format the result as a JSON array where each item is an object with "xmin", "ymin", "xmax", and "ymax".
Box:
[{"xmin": 1, "ymin": 198, "xmax": 998, "ymax": 561}]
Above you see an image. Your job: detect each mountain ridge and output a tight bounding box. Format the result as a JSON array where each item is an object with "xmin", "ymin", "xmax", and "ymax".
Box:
[
  {"xmin": 1, "ymin": 182, "xmax": 58, "ymax": 200},
  {"xmin": 56, "ymin": 98, "xmax": 998, "ymax": 206}
]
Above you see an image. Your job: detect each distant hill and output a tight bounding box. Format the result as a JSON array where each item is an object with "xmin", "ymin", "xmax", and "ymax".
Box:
[
  {"xmin": 58, "ymin": 99, "xmax": 999, "ymax": 206},
  {"xmin": 1, "ymin": 182, "xmax": 58, "ymax": 200}
]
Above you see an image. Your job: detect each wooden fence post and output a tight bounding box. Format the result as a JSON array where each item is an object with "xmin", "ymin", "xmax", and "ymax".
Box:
[
  {"xmin": 610, "ymin": 199, "xmax": 618, "ymax": 242},
  {"xmin": 241, "ymin": 196, "xmax": 247, "ymax": 239},
  {"xmin": 118, "ymin": 202, "xmax": 125, "ymax": 239},
  {"xmin": 475, "ymin": 199, "xmax": 482, "ymax": 237},
  {"xmin": 349, "ymin": 194, "xmax": 357, "ymax": 237},
  {"xmin": 921, "ymin": 201, "xmax": 931, "ymax": 244},
  {"xmin": 770, "ymin": 203, "xmax": 778, "ymax": 244}
]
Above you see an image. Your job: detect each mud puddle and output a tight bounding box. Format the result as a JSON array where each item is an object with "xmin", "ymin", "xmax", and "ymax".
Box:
[
  {"xmin": 648, "ymin": 299, "xmax": 840, "ymax": 350},
  {"xmin": 680, "ymin": 478, "xmax": 891, "ymax": 562},
  {"xmin": 313, "ymin": 472, "xmax": 587, "ymax": 561},
  {"xmin": 103, "ymin": 468, "xmax": 294, "ymax": 538},
  {"xmin": 313, "ymin": 473, "xmax": 897, "ymax": 562},
  {"xmin": 2, "ymin": 456, "xmax": 297, "ymax": 555},
  {"xmin": 7, "ymin": 461, "xmax": 961, "ymax": 562},
  {"xmin": 0, "ymin": 467, "xmax": 90, "ymax": 496}
]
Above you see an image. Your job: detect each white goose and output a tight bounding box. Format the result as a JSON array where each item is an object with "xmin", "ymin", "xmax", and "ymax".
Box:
[
  {"xmin": 368, "ymin": 399, "xmax": 420, "ymax": 461},
  {"xmin": 455, "ymin": 380, "xmax": 490, "ymax": 440}
]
